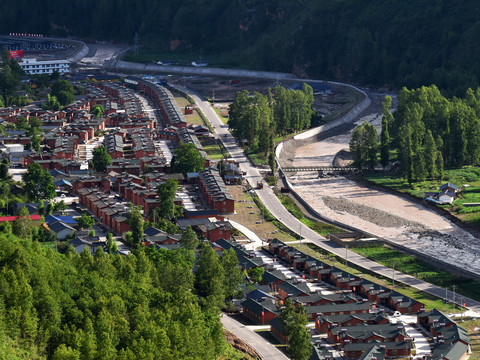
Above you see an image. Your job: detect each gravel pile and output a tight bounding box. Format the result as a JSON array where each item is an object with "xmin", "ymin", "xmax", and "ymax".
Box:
[{"xmin": 323, "ymin": 196, "xmax": 426, "ymax": 231}]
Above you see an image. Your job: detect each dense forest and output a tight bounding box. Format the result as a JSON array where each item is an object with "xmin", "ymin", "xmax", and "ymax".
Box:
[
  {"xmin": 228, "ymin": 84, "xmax": 314, "ymax": 154},
  {"xmin": 1, "ymin": 0, "xmax": 480, "ymax": 94},
  {"xmin": 0, "ymin": 232, "xmax": 246, "ymax": 359},
  {"xmin": 350, "ymin": 85, "xmax": 480, "ymax": 182}
]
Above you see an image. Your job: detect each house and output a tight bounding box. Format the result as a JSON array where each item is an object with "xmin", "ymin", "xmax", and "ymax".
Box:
[
  {"xmin": 315, "ymin": 312, "xmax": 389, "ymax": 333},
  {"xmin": 356, "ymin": 345, "xmax": 385, "ymax": 360},
  {"xmin": 269, "ymin": 317, "xmax": 288, "ymax": 344},
  {"xmin": 44, "ymin": 215, "xmax": 77, "ymax": 227},
  {"xmin": 440, "ymin": 183, "xmax": 459, "ymax": 194},
  {"xmin": 432, "ymin": 341, "xmax": 469, "ymax": 360},
  {"xmin": 49, "ymin": 221, "xmax": 76, "ymax": 240},
  {"xmin": 242, "ymin": 297, "xmax": 278, "ymax": 324},
  {"xmin": 328, "ymin": 323, "xmax": 407, "ymax": 346},
  {"xmin": 276, "ymin": 279, "xmax": 311, "ymax": 300},
  {"xmin": 69, "ymin": 236, "xmax": 106, "ymax": 254},
  {"xmin": 344, "ymin": 341, "xmax": 413, "ymax": 359},
  {"xmin": 309, "ymin": 345, "xmax": 334, "ymax": 360},
  {"xmin": 0, "ymin": 214, "xmax": 42, "ymax": 226},
  {"xmin": 306, "ymin": 302, "xmax": 373, "ymax": 321}
]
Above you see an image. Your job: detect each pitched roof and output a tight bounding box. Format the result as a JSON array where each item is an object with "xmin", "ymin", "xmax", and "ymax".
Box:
[
  {"xmin": 0, "ymin": 215, "xmax": 41, "ymax": 222},
  {"xmin": 49, "ymin": 221, "xmax": 76, "ymax": 233}
]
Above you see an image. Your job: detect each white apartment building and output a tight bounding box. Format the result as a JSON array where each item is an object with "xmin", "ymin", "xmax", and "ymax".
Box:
[{"xmin": 18, "ymin": 58, "xmax": 70, "ymax": 75}]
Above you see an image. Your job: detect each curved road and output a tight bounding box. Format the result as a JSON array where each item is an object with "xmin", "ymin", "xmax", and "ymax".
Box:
[
  {"xmin": 172, "ymin": 83, "xmax": 480, "ymax": 315},
  {"xmin": 221, "ymin": 315, "xmax": 289, "ymax": 360}
]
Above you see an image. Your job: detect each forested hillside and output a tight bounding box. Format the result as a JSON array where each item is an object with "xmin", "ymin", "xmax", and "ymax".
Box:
[
  {"xmin": 2, "ymin": 0, "xmax": 479, "ymax": 93},
  {"xmin": 0, "ymin": 233, "xmax": 242, "ymax": 359}
]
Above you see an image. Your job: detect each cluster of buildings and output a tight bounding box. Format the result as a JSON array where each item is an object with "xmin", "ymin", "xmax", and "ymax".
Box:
[
  {"xmin": 210, "ymin": 237, "xmax": 471, "ymax": 360},
  {"xmin": 425, "ymin": 183, "xmax": 460, "ymax": 205}
]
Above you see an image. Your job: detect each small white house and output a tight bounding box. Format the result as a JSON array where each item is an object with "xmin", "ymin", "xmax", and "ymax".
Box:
[{"xmin": 49, "ymin": 221, "xmax": 75, "ymax": 240}]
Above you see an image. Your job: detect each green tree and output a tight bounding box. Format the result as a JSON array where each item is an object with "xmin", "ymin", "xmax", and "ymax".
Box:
[
  {"xmin": 51, "ymin": 80, "xmax": 75, "ymax": 106},
  {"xmin": 22, "ymin": 163, "xmax": 56, "ymax": 202},
  {"xmin": 350, "ymin": 125, "xmax": 365, "ymax": 170},
  {"xmin": 106, "ymin": 232, "xmax": 118, "ymax": 254},
  {"xmin": 172, "ymin": 142, "xmax": 205, "ymax": 174},
  {"xmin": 412, "ymin": 150, "xmax": 426, "ymax": 182},
  {"xmin": 76, "ymin": 213, "xmax": 94, "ymax": 229},
  {"xmin": 364, "ymin": 123, "xmax": 378, "ymax": 169},
  {"xmin": 129, "ymin": 205, "xmax": 144, "ymax": 246},
  {"xmin": 156, "ymin": 179, "xmax": 178, "ymax": 219},
  {"xmin": 45, "ymin": 202, "xmax": 54, "ymax": 216},
  {"xmin": 221, "ymin": 248, "xmax": 244, "ymax": 299},
  {"xmin": 91, "ymin": 104, "xmax": 105, "ymax": 118},
  {"xmin": 0, "ymin": 161, "xmax": 9, "ymax": 180},
  {"xmin": 12, "ymin": 206, "xmax": 33, "ymax": 239},
  {"xmin": 424, "ymin": 130, "xmax": 437, "ymax": 180},
  {"xmin": 91, "ymin": 146, "xmax": 112, "ymax": 173},
  {"xmin": 52, "ymin": 344, "xmax": 80, "ymax": 360},
  {"xmin": 195, "ymin": 243, "xmax": 225, "ymax": 311},
  {"xmin": 435, "ymin": 150, "xmax": 444, "ymax": 180},
  {"xmin": 180, "ymin": 226, "xmax": 199, "ymax": 250},
  {"xmin": 280, "ymin": 299, "xmax": 312, "ymax": 360},
  {"xmin": 247, "ymin": 266, "xmax": 264, "ymax": 283}
]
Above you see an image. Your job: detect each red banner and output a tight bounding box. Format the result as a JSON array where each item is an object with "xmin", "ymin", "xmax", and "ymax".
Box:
[{"xmin": 9, "ymin": 50, "xmax": 24, "ymax": 59}]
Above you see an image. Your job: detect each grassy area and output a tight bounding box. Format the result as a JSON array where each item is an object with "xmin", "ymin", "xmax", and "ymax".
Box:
[
  {"xmin": 458, "ymin": 317, "xmax": 480, "ymax": 357},
  {"xmin": 295, "ymin": 243, "xmax": 460, "ymax": 312},
  {"xmin": 351, "ymin": 244, "xmax": 480, "ymax": 302},
  {"xmin": 364, "ymin": 167, "xmax": 480, "ymax": 227},
  {"xmin": 227, "ymin": 185, "xmax": 298, "ymax": 244},
  {"xmin": 202, "ymin": 142, "xmax": 230, "ymax": 160},
  {"xmin": 213, "ymin": 106, "xmax": 229, "ymax": 125},
  {"xmin": 246, "ymin": 149, "xmax": 268, "ymax": 166},
  {"xmin": 278, "ymin": 195, "xmax": 342, "ymax": 237}
]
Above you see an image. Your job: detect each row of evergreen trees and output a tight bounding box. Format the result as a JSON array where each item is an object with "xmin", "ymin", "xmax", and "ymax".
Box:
[
  {"xmin": 351, "ymin": 85, "xmax": 480, "ymax": 183},
  {"xmin": 228, "ymin": 84, "xmax": 315, "ymax": 154}
]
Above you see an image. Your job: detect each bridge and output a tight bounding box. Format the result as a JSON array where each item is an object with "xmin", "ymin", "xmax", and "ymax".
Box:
[{"xmin": 281, "ymin": 166, "xmax": 358, "ymax": 172}]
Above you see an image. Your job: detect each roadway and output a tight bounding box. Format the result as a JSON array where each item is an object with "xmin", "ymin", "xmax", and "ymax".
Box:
[
  {"xmin": 221, "ymin": 314, "xmax": 289, "ymax": 360},
  {"xmin": 172, "ymin": 83, "xmax": 480, "ymax": 314}
]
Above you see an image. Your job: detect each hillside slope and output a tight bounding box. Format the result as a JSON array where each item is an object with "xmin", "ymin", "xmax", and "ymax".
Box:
[{"xmin": 2, "ymin": 0, "xmax": 479, "ymax": 93}]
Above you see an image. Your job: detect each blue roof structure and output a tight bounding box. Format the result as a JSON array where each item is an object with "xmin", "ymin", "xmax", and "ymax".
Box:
[
  {"xmin": 54, "ymin": 179, "xmax": 72, "ymax": 187},
  {"xmin": 44, "ymin": 215, "xmax": 78, "ymax": 226}
]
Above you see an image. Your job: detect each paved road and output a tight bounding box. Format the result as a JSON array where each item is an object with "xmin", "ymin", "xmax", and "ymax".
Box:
[
  {"xmin": 173, "ymin": 83, "xmax": 480, "ymax": 315},
  {"xmin": 221, "ymin": 314, "xmax": 289, "ymax": 360}
]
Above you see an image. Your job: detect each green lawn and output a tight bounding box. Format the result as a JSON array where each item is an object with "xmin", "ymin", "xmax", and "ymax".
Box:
[
  {"xmin": 212, "ymin": 107, "xmax": 228, "ymax": 125},
  {"xmin": 364, "ymin": 167, "xmax": 480, "ymax": 227},
  {"xmin": 352, "ymin": 244, "xmax": 480, "ymax": 303},
  {"xmin": 202, "ymin": 143, "xmax": 229, "ymax": 160},
  {"xmin": 297, "ymin": 243, "xmax": 460, "ymax": 312},
  {"xmin": 278, "ymin": 195, "xmax": 341, "ymax": 237}
]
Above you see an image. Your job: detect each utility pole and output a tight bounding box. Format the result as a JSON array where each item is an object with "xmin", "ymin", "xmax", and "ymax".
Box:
[
  {"xmin": 445, "ymin": 287, "xmax": 448, "ymax": 313},
  {"xmin": 345, "ymin": 245, "xmax": 348, "ymax": 267},
  {"xmin": 392, "ymin": 262, "xmax": 395, "ymax": 287},
  {"xmin": 452, "ymin": 285, "xmax": 457, "ymax": 310},
  {"xmin": 134, "ymin": 32, "xmax": 139, "ymax": 56}
]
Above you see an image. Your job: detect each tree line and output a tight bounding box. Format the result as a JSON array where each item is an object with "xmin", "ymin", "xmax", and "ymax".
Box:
[
  {"xmin": 0, "ymin": 232, "xmax": 246, "ymax": 359},
  {"xmin": 228, "ymin": 84, "xmax": 314, "ymax": 155},
  {"xmin": 2, "ymin": 1, "xmax": 480, "ymax": 94},
  {"xmin": 350, "ymin": 85, "xmax": 480, "ymax": 184}
]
